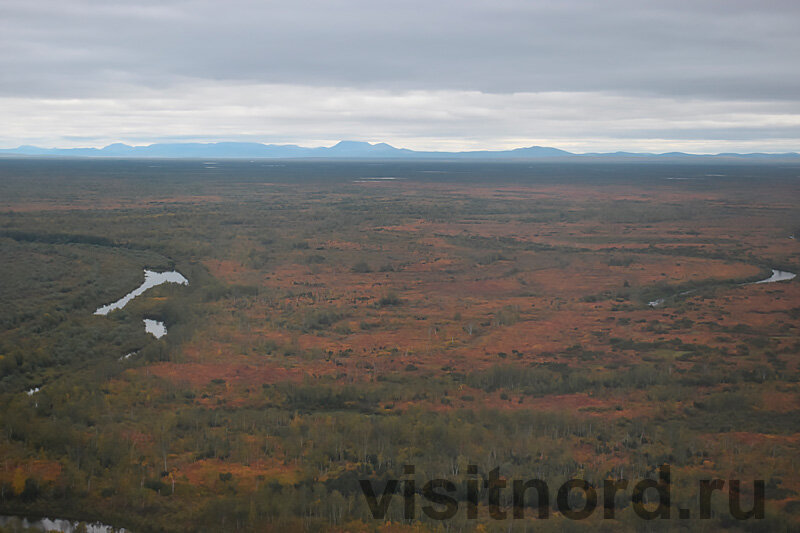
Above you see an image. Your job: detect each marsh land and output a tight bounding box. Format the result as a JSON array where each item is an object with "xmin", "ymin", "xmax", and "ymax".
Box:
[{"xmin": 0, "ymin": 159, "xmax": 798, "ymax": 531}]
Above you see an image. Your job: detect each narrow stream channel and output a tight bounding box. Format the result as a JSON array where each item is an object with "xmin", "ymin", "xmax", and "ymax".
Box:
[{"xmin": 649, "ymin": 267, "xmax": 796, "ymax": 307}]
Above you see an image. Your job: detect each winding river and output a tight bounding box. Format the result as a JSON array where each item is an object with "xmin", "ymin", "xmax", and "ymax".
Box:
[
  {"xmin": 649, "ymin": 267, "xmax": 796, "ymax": 307},
  {"xmin": 751, "ymin": 269, "xmax": 796, "ymax": 284}
]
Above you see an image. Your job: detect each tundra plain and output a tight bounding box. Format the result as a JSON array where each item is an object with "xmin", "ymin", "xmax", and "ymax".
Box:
[{"xmin": 0, "ymin": 159, "xmax": 799, "ymax": 531}]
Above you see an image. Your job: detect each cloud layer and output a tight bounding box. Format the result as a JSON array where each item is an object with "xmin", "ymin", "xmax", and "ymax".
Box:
[{"xmin": 2, "ymin": 0, "xmax": 799, "ymax": 152}]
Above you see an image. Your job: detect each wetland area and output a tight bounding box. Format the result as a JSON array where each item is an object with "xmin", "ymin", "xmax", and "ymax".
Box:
[{"xmin": 0, "ymin": 159, "xmax": 798, "ymax": 531}]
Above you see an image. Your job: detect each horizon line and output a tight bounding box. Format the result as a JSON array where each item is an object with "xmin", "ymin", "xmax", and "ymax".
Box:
[{"xmin": 1, "ymin": 139, "xmax": 798, "ymax": 158}]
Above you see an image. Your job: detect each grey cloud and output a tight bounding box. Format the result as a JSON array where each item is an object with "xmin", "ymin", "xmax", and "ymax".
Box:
[
  {"xmin": 1, "ymin": 84, "xmax": 797, "ymax": 153},
  {"xmin": 2, "ymin": 0, "xmax": 799, "ymax": 99},
  {"xmin": 1, "ymin": 0, "xmax": 799, "ymax": 151}
]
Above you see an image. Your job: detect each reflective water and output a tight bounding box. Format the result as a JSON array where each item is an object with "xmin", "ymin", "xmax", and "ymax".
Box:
[
  {"xmin": 0, "ymin": 515, "xmax": 124, "ymax": 532},
  {"xmin": 144, "ymin": 318, "xmax": 167, "ymax": 339},
  {"xmin": 649, "ymin": 268, "xmax": 795, "ymax": 307},
  {"xmin": 94, "ymin": 270, "xmax": 188, "ymax": 315},
  {"xmin": 752, "ymin": 269, "xmax": 796, "ymax": 284}
]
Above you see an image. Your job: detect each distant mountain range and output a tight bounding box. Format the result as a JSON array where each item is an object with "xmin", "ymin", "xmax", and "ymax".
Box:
[{"xmin": 1, "ymin": 140, "xmax": 798, "ymax": 160}]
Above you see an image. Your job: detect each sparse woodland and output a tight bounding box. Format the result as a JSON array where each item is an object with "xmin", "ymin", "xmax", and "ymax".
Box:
[{"xmin": 0, "ymin": 159, "xmax": 799, "ymax": 531}]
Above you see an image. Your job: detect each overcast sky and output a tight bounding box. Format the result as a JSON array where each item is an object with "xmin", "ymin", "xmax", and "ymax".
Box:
[{"xmin": 2, "ymin": 0, "xmax": 799, "ymax": 152}]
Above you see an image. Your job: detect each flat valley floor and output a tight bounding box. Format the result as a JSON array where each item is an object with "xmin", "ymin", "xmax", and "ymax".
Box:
[{"xmin": 0, "ymin": 159, "xmax": 798, "ymax": 531}]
